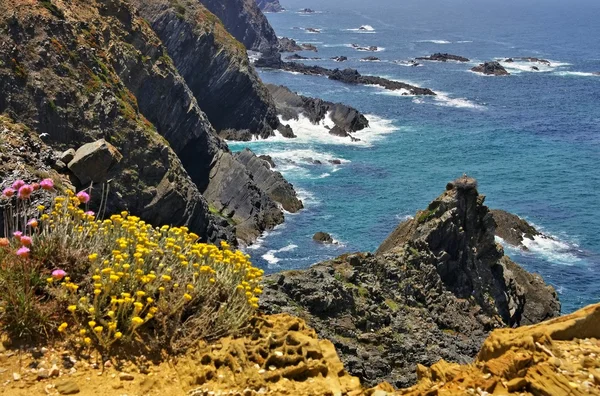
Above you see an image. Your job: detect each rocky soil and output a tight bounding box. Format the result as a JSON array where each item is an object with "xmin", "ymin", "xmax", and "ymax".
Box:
[{"xmin": 261, "ymin": 177, "xmax": 560, "ymax": 387}]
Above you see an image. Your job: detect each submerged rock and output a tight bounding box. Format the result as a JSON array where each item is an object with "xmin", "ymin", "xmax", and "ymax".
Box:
[
  {"xmin": 262, "ymin": 177, "xmax": 560, "ymax": 387},
  {"xmin": 471, "ymin": 61, "xmax": 510, "ymax": 75},
  {"xmin": 361, "ymin": 56, "xmax": 380, "ymax": 61},
  {"xmin": 331, "ymin": 56, "xmax": 348, "ymax": 62}
]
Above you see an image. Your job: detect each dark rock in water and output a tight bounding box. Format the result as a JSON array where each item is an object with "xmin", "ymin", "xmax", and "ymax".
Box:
[
  {"xmin": 361, "ymin": 56, "xmax": 380, "ymax": 61},
  {"xmin": 197, "ymin": 0, "xmax": 279, "ymax": 53},
  {"xmin": 262, "ymin": 177, "xmax": 560, "ymax": 388},
  {"xmin": 313, "ymin": 232, "xmax": 334, "ymax": 244},
  {"xmin": 278, "ymin": 37, "xmax": 303, "ymax": 52},
  {"xmin": 258, "ymin": 155, "xmax": 276, "ymax": 169},
  {"xmin": 416, "ymin": 53, "xmax": 470, "ymax": 62},
  {"xmin": 254, "ymin": 49, "xmax": 285, "ymax": 68},
  {"xmin": 531, "ymin": 66, "xmax": 540, "ymax": 71},
  {"xmin": 350, "ymin": 43, "xmax": 378, "ymax": 52},
  {"xmin": 256, "ymin": 0, "xmax": 284, "ymax": 13},
  {"xmin": 471, "ymin": 61, "xmax": 510, "ymax": 76},
  {"xmin": 594, "ymin": 72, "xmax": 600, "ymax": 76},
  {"xmin": 267, "ymin": 84, "xmax": 370, "ymax": 133},
  {"xmin": 329, "ymin": 159, "xmax": 342, "ymax": 165},
  {"xmin": 520, "ymin": 57, "xmax": 551, "ymax": 65},
  {"xmin": 490, "ymin": 209, "xmax": 541, "ymax": 248},
  {"xmin": 305, "ymin": 27, "xmax": 321, "ymax": 33},
  {"xmin": 300, "ymin": 8, "xmax": 315, "ymax": 13},
  {"xmin": 285, "ymin": 54, "xmax": 309, "ymax": 60},
  {"xmin": 329, "ymin": 125, "xmax": 348, "ymax": 137},
  {"xmin": 397, "ymin": 59, "xmax": 421, "ymax": 67},
  {"xmin": 504, "ymin": 58, "xmax": 514, "ymax": 62},
  {"xmin": 331, "ymin": 56, "xmax": 348, "ymax": 62},
  {"xmin": 301, "ymin": 43, "xmax": 318, "ymax": 52},
  {"xmin": 276, "ymin": 123, "xmax": 296, "ymax": 138},
  {"xmin": 328, "ymin": 68, "xmax": 436, "ymax": 95},
  {"xmin": 235, "ymin": 149, "xmax": 304, "ymax": 213}
]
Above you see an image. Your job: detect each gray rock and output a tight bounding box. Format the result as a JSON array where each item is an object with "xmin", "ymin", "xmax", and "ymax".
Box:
[
  {"xmin": 60, "ymin": 148, "xmax": 75, "ymax": 164},
  {"xmin": 490, "ymin": 209, "xmax": 541, "ymax": 248},
  {"xmin": 313, "ymin": 232, "xmax": 333, "ymax": 243},
  {"xmin": 256, "ymin": 0, "xmax": 284, "ymax": 12},
  {"xmin": 56, "ymin": 380, "xmax": 80, "ymax": 394},
  {"xmin": 278, "ymin": 37, "xmax": 302, "ymax": 52},
  {"xmin": 416, "ymin": 53, "xmax": 470, "ymax": 62},
  {"xmin": 471, "ymin": 61, "xmax": 510, "ymax": 76},
  {"xmin": 68, "ymin": 139, "xmax": 123, "ymax": 185}
]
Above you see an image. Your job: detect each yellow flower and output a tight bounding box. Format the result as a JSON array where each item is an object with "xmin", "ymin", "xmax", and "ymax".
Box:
[
  {"xmin": 88, "ymin": 253, "xmax": 98, "ymax": 262},
  {"xmin": 183, "ymin": 293, "xmax": 192, "ymax": 301},
  {"xmin": 37, "ymin": 205, "xmax": 45, "ymax": 211},
  {"xmin": 136, "ymin": 291, "xmax": 145, "ymax": 298},
  {"xmin": 161, "ymin": 275, "xmax": 171, "ymax": 282},
  {"xmin": 94, "ymin": 326, "xmax": 103, "ymax": 333},
  {"xmin": 58, "ymin": 322, "xmax": 68, "ymax": 332},
  {"xmin": 146, "ymin": 297, "xmax": 154, "ymax": 304},
  {"xmin": 209, "ymin": 278, "xmax": 216, "ymax": 284},
  {"xmin": 79, "ymin": 329, "xmax": 87, "ymax": 336},
  {"xmin": 131, "ymin": 316, "xmax": 144, "ymax": 327},
  {"xmin": 84, "ymin": 337, "xmax": 91, "ymax": 345},
  {"xmin": 114, "ymin": 332, "xmax": 123, "ymax": 339},
  {"xmin": 88, "ymin": 321, "xmax": 96, "ymax": 328},
  {"xmin": 94, "ymin": 289, "xmax": 101, "ymax": 296},
  {"xmin": 67, "ymin": 305, "xmax": 77, "ymax": 313}
]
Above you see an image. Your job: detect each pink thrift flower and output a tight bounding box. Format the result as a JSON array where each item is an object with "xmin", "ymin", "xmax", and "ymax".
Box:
[
  {"xmin": 40, "ymin": 178, "xmax": 54, "ymax": 190},
  {"xmin": 2, "ymin": 188, "xmax": 15, "ymax": 198},
  {"xmin": 52, "ymin": 269, "xmax": 67, "ymax": 280},
  {"xmin": 18, "ymin": 184, "xmax": 34, "ymax": 199},
  {"xmin": 32, "ymin": 183, "xmax": 40, "ymax": 191},
  {"xmin": 76, "ymin": 191, "xmax": 90, "ymax": 204},
  {"xmin": 0, "ymin": 238, "xmax": 9, "ymax": 247},
  {"xmin": 16, "ymin": 246, "xmax": 30, "ymax": 258},
  {"xmin": 27, "ymin": 218, "xmax": 39, "ymax": 228},
  {"xmin": 12, "ymin": 180, "xmax": 25, "ymax": 190},
  {"xmin": 84, "ymin": 211, "xmax": 95, "ymax": 216},
  {"xmin": 13, "ymin": 231, "xmax": 23, "ymax": 240},
  {"xmin": 20, "ymin": 236, "xmax": 32, "ymax": 246}
]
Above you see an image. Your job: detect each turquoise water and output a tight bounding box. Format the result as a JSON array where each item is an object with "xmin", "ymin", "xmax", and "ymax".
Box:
[{"xmin": 229, "ymin": 0, "xmax": 600, "ymax": 313}]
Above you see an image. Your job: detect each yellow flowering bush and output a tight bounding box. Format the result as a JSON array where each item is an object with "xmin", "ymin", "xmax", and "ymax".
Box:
[{"xmin": 1, "ymin": 180, "xmax": 263, "ymax": 353}]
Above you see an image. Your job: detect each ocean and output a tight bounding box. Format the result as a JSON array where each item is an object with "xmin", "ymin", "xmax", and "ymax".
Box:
[{"xmin": 228, "ymin": 0, "xmax": 600, "ymax": 313}]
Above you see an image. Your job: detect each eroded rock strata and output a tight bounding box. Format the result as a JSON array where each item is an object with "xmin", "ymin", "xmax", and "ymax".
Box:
[{"xmin": 261, "ymin": 177, "xmax": 560, "ymax": 387}]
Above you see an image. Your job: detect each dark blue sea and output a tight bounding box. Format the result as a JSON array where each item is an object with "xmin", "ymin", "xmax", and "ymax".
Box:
[{"xmin": 229, "ymin": 0, "xmax": 600, "ymax": 313}]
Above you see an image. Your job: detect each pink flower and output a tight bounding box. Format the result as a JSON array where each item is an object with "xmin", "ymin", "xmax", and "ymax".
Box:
[
  {"xmin": 18, "ymin": 184, "xmax": 34, "ymax": 199},
  {"xmin": 2, "ymin": 188, "xmax": 15, "ymax": 198},
  {"xmin": 52, "ymin": 269, "xmax": 66, "ymax": 280},
  {"xmin": 32, "ymin": 183, "xmax": 40, "ymax": 191},
  {"xmin": 27, "ymin": 218, "xmax": 39, "ymax": 228},
  {"xmin": 76, "ymin": 191, "xmax": 90, "ymax": 204},
  {"xmin": 84, "ymin": 211, "xmax": 95, "ymax": 216},
  {"xmin": 20, "ymin": 236, "xmax": 32, "ymax": 246},
  {"xmin": 40, "ymin": 178, "xmax": 54, "ymax": 190},
  {"xmin": 12, "ymin": 180, "xmax": 25, "ymax": 190},
  {"xmin": 0, "ymin": 238, "xmax": 9, "ymax": 247},
  {"xmin": 16, "ymin": 246, "xmax": 30, "ymax": 258},
  {"xmin": 13, "ymin": 231, "xmax": 23, "ymax": 240}
]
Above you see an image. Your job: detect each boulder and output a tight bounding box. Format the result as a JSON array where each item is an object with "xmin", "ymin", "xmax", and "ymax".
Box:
[
  {"xmin": 276, "ymin": 123, "xmax": 296, "ymax": 138},
  {"xmin": 471, "ymin": 61, "xmax": 510, "ymax": 76},
  {"xmin": 416, "ymin": 53, "xmax": 470, "ymax": 62},
  {"xmin": 301, "ymin": 43, "xmax": 318, "ymax": 52},
  {"xmin": 68, "ymin": 139, "xmax": 123, "ymax": 185},
  {"xmin": 278, "ymin": 37, "xmax": 302, "ymax": 52},
  {"xmin": 258, "ymin": 155, "xmax": 276, "ymax": 168},
  {"xmin": 55, "ymin": 380, "xmax": 80, "ymax": 395},
  {"xmin": 60, "ymin": 148, "xmax": 75, "ymax": 164},
  {"xmin": 313, "ymin": 232, "xmax": 334, "ymax": 244},
  {"xmin": 361, "ymin": 56, "xmax": 380, "ymax": 61}
]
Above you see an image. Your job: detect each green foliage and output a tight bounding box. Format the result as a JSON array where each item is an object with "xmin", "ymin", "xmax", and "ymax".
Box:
[
  {"xmin": 385, "ymin": 299, "xmax": 399, "ymax": 312},
  {"xmin": 417, "ymin": 208, "xmax": 437, "ymax": 224}
]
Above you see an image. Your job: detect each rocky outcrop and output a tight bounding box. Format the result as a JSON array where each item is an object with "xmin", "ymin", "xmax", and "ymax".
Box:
[
  {"xmin": 133, "ymin": 0, "xmax": 279, "ymax": 139},
  {"xmin": 491, "ymin": 209, "xmax": 541, "ymax": 248},
  {"xmin": 351, "ymin": 43, "xmax": 379, "ymax": 52},
  {"xmin": 198, "ymin": 0, "xmax": 279, "ymax": 53},
  {"xmin": 331, "ymin": 56, "xmax": 348, "ymax": 62},
  {"xmin": 302, "ymin": 43, "xmax": 318, "ymax": 52},
  {"xmin": 235, "ymin": 149, "xmax": 303, "ymax": 213},
  {"xmin": 256, "ymin": 0, "xmax": 285, "ymax": 13},
  {"xmin": 278, "ymin": 37, "xmax": 302, "ymax": 52},
  {"xmin": 361, "ymin": 56, "xmax": 380, "ymax": 62},
  {"xmin": 505, "ymin": 57, "xmax": 551, "ymax": 65},
  {"xmin": 472, "ymin": 61, "xmax": 510, "ymax": 75},
  {"xmin": 261, "ymin": 177, "xmax": 560, "ymax": 387},
  {"xmin": 416, "ymin": 53, "xmax": 470, "ymax": 62},
  {"xmin": 313, "ymin": 232, "xmax": 334, "ymax": 243},
  {"xmin": 267, "ymin": 84, "xmax": 369, "ymax": 136}
]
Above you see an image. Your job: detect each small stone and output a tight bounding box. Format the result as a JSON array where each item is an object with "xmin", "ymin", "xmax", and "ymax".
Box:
[
  {"xmin": 60, "ymin": 149, "xmax": 76, "ymax": 164},
  {"xmin": 268, "ymin": 366, "xmax": 276, "ymax": 371},
  {"xmin": 372, "ymin": 391, "xmax": 388, "ymax": 396},
  {"xmin": 111, "ymin": 383, "xmax": 124, "ymax": 390},
  {"xmin": 274, "ymin": 351, "xmax": 283, "ymax": 357},
  {"xmin": 37, "ymin": 368, "xmax": 50, "ymax": 380},
  {"xmin": 41, "ymin": 347, "xmax": 49, "ymax": 354},
  {"xmin": 56, "ymin": 380, "xmax": 80, "ymax": 394},
  {"xmin": 258, "ymin": 369, "xmax": 265, "ymax": 374},
  {"xmin": 119, "ymin": 372, "xmax": 134, "ymax": 381},
  {"xmin": 49, "ymin": 364, "xmax": 60, "ymax": 377},
  {"xmin": 104, "ymin": 360, "xmax": 113, "ymax": 368},
  {"xmin": 13, "ymin": 372, "xmax": 21, "ymax": 381},
  {"xmin": 506, "ymin": 377, "xmax": 528, "ymax": 392},
  {"xmin": 550, "ymin": 357, "xmax": 562, "ymax": 367}
]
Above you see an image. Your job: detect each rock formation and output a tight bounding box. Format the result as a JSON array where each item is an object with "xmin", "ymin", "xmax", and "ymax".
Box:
[
  {"xmin": 256, "ymin": 0, "xmax": 285, "ymax": 13},
  {"xmin": 198, "ymin": 0, "xmax": 280, "ymax": 53},
  {"xmin": 472, "ymin": 61, "xmax": 510, "ymax": 76},
  {"xmin": 491, "ymin": 209, "xmax": 542, "ymax": 248},
  {"xmin": 313, "ymin": 232, "xmax": 334, "ymax": 243},
  {"xmin": 331, "ymin": 56, "xmax": 348, "ymax": 62},
  {"xmin": 278, "ymin": 37, "xmax": 303, "ymax": 52},
  {"xmin": 261, "ymin": 177, "xmax": 560, "ymax": 387},
  {"xmin": 416, "ymin": 53, "xmax": 470, "ymax": 62},
  {"xmin": 267, "ymin": 84, "xmax": 369, "ymax": 137},
  {"xmin": 361, "ymin": 56, "xmax": 380, "ymax": 61}
]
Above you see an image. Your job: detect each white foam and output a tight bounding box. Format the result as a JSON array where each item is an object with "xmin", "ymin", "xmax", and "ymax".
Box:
[
  {"xmin": 417, "ymin": 40, "xmax": 452, "ymax": 44},
  {"xmin": 497, "ymin": 59, "xmax": 571, "ymax": 74},
  {"xmin": 345, "ymin": 25, "xmax": 376, "ymax": 33},
  {"xmin": 522, "ymin": 235, "xmax": 582, "ymax": 266},
  {"xmin": 345, "ymin": 44, "xmax": 385, "ymax": 52},
  {"xmin": 456, "ymin": 40, "xmax": 473, "ymax": 43},
  {"xmin": 431, "ymin": 92, "xmax": 485, "ymax": 110},
  {"xmin": 262, "ymin": 244, "xmax": 298, "ymax": 266},
  {"xmin": 555, "ymin": 71, "xmax": 599, "ymax": 77}
]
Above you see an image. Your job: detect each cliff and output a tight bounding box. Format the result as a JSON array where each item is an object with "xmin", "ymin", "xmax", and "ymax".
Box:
[
  {"xmin": 257, "ymin": 0, "xmax": 285, "ymax": 13},
  {"xmin": 261, "ymin": 177, "xmax": 560, "ymax": 387},
  {"xmin": 0, "ymin": 0, "xmax": 296, "ymax": 244},
  {"xmin": 198, "ymin": 0, "xmax": 280, "ymax": 53},
  {"xmin": 132, "ymin": 0, "xmax": 279, "ymax": 139}
]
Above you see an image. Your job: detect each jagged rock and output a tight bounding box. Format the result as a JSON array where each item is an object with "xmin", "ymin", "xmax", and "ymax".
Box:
[
  {"xmin": 60, "ymin": 149, "xmax": 75, "ymax": 164},
  {"xmin": 305, "ymin": 28, "xmax": 321, "ymax": 33},
  {"xmin": 490, "ymin": 209, "xmax": 541, "ymax": 248},
  {"xmin": 278, "ymin": 37, "xmax": 302, "ymax": 52},
  {"xmin": 258, "ymin": 155, "xmax": 276, "ymax": 169},
  {"xmin": 285, "ymin": 54, "xmax": 309, "ymax": 60},
  {"xmin": 328, "ymin": 68, "xmax": 436, "ymax": 95},
  {"xmin": 276, "ymin": 123, "xmax": 296, "ymax": 138},
  {"xmin": 267, "ymin": 84, "xmax": 369, "ymax": 133},
  {"xmin": 471, "ymin": 61, "xmax": 510, "ymax": 76},
  {"xmin": 197, "ymin": 0, "xmax": 279, "ymax": 53},
  {"xmin": 262, "ymin": 177, "xmax": 560, "ymax": 387},
  {"xmin": 235, "ymin": 149, "xmax": 303, "ymax": 213},
  {"xmin": 256, "ymin": 0, "xmax": 284, "ymax": 13},
  {"xmin": 302, "ymin": 43, "xmax": 318, "ymax": 52},
  {"xmin": 416, "ymin": 53, "xmax": 470, "ymax": 62},
  {"xmin": 300, "ymin": 8, "xmax": 315, "ymax": 13},
  {"xmin": 361, "ymin": 56, "xmax": 380, "ymax": 61},
  {"xmin": 313, "ymin": 232, "xmax": 333, "ymax": 244},
  {"xmin": 68, "ymin": 140, "xmax": 123, "ymax": 185},
  {"xmin": 134, "ymin": 0, "xmax": 279, "ymax": 139},
  {"xmin": 331, "ymin": 56, "xmax": 348, "ymax": 62},
  {"xmin": 532, "ymin": 66, "xmax": 540, "ymax": 71}
]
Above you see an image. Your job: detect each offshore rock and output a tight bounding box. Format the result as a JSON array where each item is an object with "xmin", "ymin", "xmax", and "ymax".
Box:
[
  {"xmin": 490, "ymin": 209, "xmax": 541, "ymax": 248},
  {"xmin": 198, "ymin": 0, "xmax": 280, "ymax": 53},
  {"xmin": 416, "ymin": 53, "xmax": 470, "ymax": 62},
  {"xmin": 472, "ymin": 61, "xmax": 510, "ymax": 75},
  {"xmin": 262, "ymin": 177, "xmax": 560, "ymax": 387},
  {"xmin": 313, "ymin": 232, "xmax": 334, "ymax": 243},
  {"xmin": 278, "ymin": 37, "xmax": 302, "ymax": 52}
]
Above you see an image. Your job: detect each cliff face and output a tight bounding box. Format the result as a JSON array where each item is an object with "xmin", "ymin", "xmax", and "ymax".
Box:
[
  {"xmin": 198, "ymin": 0, "xmax": 279, "ymax": 53},
  {"xmin": 0, "ymin": 0, "xmax": 295, "ymax": 244},
  {"xmin": 256, "ymin": 0, "xmax": 285, "ymax": 13},
  {"xmin": 132, "ymin": 0, "xmax": 279, "ymax": 139},
  {"xmin": 261, "ymin": 178, "xmax": 560, "ymax": 387}
]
